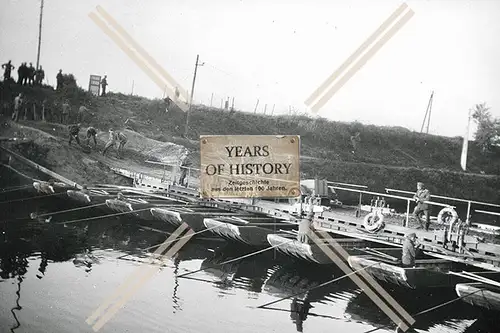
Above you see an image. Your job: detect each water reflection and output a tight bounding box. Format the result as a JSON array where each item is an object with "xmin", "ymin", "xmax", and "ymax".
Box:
[
  {"xmin": 199, "ymin": 246, "xmax": 487, "ymax": 333},
  {"xmin": 199, "ymin": 243, "xmax": 281, "ymax": 294},
  {"xmin": 1, "ymin": 238, "xmax": 30, "ymax": 332},
  {"xmin": 0, "ymin": 186, "xmax": 496, "ymax": 333},
  {"xmin": 290, "ymin": 298, "xmax": 311, "ymax": 333}
]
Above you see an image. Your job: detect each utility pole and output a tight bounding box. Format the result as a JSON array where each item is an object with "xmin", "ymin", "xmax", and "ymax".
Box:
[
  {"xmin": 420, "ymin": 91, "xmax": 434, "ymax": 134},
  {"xmin": 184, "ymin": 54, "xmax": 204, "ymax": 138},
  {"xmin": 210, "ymin": 93, "xmax": 213, "ymax": 107},
  {"xmin": 36, "ymin": 0, "xmax": 45, "ymax": 70},
  {"xmin": 131, "ymin": 80, "xmax": 134, "ymax": 95},
  {"xmin": 254, "ymin": 99, "xmax": 259, "ymax": 113}
]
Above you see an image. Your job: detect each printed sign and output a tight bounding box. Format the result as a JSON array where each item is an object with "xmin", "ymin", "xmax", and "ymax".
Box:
[
  {"xmin": 88, "ymin": 75, "xmax": 101, "ymax": 96},
  {"xmin": 200, "ymin": 135, "xmax": 300, "ymax": 198}
]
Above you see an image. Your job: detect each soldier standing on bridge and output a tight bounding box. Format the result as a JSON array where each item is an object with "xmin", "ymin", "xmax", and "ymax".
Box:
[
  {"xmin": 297, "ymin": 196, "xmax": 315, "ymax": 244},
  {"xmin": 178, "ymin": 151, "xmax": 192, "ymax": 186},
  {"xmin": 413, "ymin": 182, "xmax": 431, "ymax": 231}
]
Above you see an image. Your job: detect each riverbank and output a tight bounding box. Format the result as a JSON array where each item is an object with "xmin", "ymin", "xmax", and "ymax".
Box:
[{"xmin": 2, "ymin": 82, "xmax": 500, "ymax": 206}]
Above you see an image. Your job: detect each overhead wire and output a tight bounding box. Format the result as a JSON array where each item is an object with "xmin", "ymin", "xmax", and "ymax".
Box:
[
  {"xmin": 54, "ymin": 208, "xmax": 152, "ymax": 225},
  {"xmin": 0, "ymin": 184, "xmax": 34, "ymax": 193},
  {"xmin": 0, "ymin": 192, "xmax": 67, "ymax": 204},
  {"xmin": 32, "ymin": 203, "xmax": 107, "ymax": 218}
]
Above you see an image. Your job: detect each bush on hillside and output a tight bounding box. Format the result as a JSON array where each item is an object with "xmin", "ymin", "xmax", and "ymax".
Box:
[{"xmin": 472, "ymin": 103, "xmax": 500, "ymax": 153}]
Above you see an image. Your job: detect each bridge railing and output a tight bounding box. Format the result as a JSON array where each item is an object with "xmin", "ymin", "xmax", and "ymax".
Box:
[
  {"xmin": 329, "ymin": 185, "xmax": 454, "ymax": 227},
  {"xmin": 144, "ymin": 160, "xmax": 200, "ymax": 189},
  {"xmin": 385, "ymin": 188, "xmax": 500, "ymax": 226}
]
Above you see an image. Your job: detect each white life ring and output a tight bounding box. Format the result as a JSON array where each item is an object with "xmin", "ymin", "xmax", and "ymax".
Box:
[
  {"xmin": 437, "ymin": 207, "xmax": 458, "ymax": 225},
  {"xmin": 363, "ymin": 211, "xmax": 385, "ymax": 233}
]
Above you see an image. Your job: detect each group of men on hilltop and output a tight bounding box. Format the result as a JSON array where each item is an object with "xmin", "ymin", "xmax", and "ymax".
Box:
[
  {"xmin": 2, "ymin": 60, "xmax": 45, "ymax": 86},
  {"xmin": 2, "ymin": 59, "xmax": 109, "ymax": 97}
]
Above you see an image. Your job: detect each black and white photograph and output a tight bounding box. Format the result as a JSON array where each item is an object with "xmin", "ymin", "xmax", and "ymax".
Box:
[{"xmin": 1, "ymin": 1, "xmax": 500, "ymax": 332}]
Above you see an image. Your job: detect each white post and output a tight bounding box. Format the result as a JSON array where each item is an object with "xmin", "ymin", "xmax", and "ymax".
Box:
[
  {"xmin": 466, "ymin": 201, "xmax": 472, "ymax": 225},
  {"xmin": 405, "ymin": 199, "xmax": 410, "ymax": 227}
]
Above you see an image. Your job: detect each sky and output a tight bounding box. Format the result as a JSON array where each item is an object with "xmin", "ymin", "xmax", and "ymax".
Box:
[{"xmin": 1, "ymin": 0, "xmax": 499, "ymax": 138}]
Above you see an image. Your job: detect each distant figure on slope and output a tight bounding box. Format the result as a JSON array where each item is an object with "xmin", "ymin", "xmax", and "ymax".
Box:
[
  {"xmin": 100, "ymin": 75, "xmax": 108, "ymax": 96},
  {"xmin": 413, "ymin": 182, "xmax": 431, "ymax": 231},
  {"xmin": 402, "ymin": 232, "xmax": 420, "ymax": 267},
  {"xmin": 350, "ymin": 131, "xmax": 361, "ymax": 154},
  {"xmin": 68, "ymin": 123, "xmax": 82, "ymax": 146},
  {"xmin": 2, "ymin": 60, "xmax": 14, "ymax": 81},
  {"xmin": 86, "ymin": 126, "xmax": 98, "ymax": 148},
  {"xmin": 102, "ymin": 129, "xmax": 116, "ymax": 157},
  {"xmin": 116, "ymin": 131, "xmax": 127, "ymax": 159},
  {"xmin": 77, "ymin": 104, "xmax": 90, "ymax": 123},
  {"xmin": 12, "ymin": 93, "xmax": 23, "ymax": 122},
  {"xmin": 61, "ymin": 100, "xmax": 71, "ymax": 124}
]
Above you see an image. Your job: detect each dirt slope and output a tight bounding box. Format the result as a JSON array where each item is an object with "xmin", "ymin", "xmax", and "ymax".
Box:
[{"xmin": 0, "ymin": 117, "xmax": 189, "ymax": 186}]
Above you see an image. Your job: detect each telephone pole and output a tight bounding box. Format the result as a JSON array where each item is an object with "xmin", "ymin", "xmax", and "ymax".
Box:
[
  {"xmin": 184, "ymin": 54, "xmax": 204, "ymax": 138},
  {"xmin": 36, "ymin": 0, "xmax": 45, "ymax": 70},
  {"xmin": 420, "ymin": 91, "xmax": 434, "ymax": 134}
]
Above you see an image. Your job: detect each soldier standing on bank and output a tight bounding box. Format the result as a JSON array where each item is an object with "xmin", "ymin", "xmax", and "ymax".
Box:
[
  {"xmin": 100, "ymin": 75, "xmax": 108, "ymax": 96},
  {"xmin": 56, "ymin": 70, "xmax": 64, "ymax": 90},
  {"xmin": 2, "ymin": 60, "xmax": 14, "ymax": 81},
  {"xmin": 35, "ymin": 66, "xmax": 45, "ymax": 85},
  {"xmin": 27, "ymin": 63, "xmax": 35, "ymax": 85}
]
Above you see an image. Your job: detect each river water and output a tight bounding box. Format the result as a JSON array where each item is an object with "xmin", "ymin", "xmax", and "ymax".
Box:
[{"xmin": 0, "ymin": 173, "xmax": 495, "ymax": 333}]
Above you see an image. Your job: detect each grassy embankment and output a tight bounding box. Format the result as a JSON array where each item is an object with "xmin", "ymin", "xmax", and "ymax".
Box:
[{"xmin": 2, "ymin": 81, "xmax": 500, "ymax": 205}]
